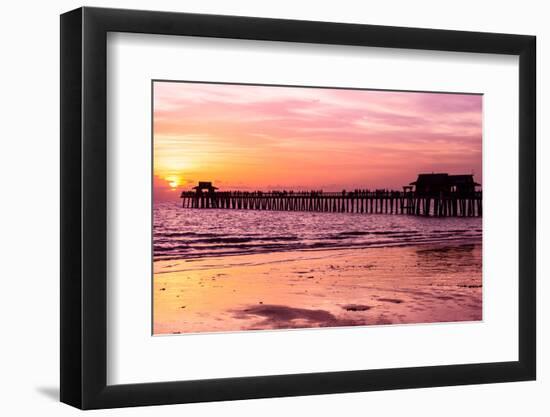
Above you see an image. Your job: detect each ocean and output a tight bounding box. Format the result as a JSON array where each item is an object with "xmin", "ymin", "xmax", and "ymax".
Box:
[{"xmin": 153, "ymin": 201, "xmax": 482, "ymax": 261}]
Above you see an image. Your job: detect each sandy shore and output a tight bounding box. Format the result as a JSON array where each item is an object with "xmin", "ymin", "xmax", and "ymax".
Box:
[{"xmin": 153, "ymin": 242, "xmax": 482, "ymax": 335}]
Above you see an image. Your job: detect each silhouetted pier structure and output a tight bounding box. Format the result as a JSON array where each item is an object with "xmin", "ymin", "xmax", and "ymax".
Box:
[{"xmin": 180, "ymin": 176, "xmax": 482, "ymax": 217}]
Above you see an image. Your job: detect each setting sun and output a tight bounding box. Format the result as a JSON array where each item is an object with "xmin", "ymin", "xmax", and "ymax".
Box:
[{"xmin": 165, "ymin": 175, "xmax": 180, "ymax": 190}]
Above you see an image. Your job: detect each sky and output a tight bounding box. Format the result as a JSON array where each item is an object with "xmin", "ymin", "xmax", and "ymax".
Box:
[{"xmin": 153, "ymin": 81, "xmax": 482, "ymax": 201}]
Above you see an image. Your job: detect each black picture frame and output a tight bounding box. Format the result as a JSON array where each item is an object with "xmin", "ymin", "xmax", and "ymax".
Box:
[{"xmin": 60, "ymin": 6, "xmax": 536, "ymax": 410}]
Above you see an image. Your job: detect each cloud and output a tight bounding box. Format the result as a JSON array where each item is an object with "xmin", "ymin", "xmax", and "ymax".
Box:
[{"xmin": 153, "ymin": 81, "xmax": 482, "ymax": 194}]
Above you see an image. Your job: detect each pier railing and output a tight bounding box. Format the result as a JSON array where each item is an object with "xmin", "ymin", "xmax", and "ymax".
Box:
[{"xmin": 180, "ymin": 190, "xmax": 482, "ymax": 217}]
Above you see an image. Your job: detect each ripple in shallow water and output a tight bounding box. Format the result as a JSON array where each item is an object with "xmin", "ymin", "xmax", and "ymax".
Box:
[{"xmin": 154, "ymin": 201, "xmax": 482, "ymax": 261}]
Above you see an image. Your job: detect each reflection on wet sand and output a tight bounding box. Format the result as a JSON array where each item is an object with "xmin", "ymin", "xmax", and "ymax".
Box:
[
  {"xmin": 153, "ymin": 242, "xmax": 482, "ymax": 335},
  {"xmin": 232, "ymin": 305, "xmax": 363, "ymax": 329}
]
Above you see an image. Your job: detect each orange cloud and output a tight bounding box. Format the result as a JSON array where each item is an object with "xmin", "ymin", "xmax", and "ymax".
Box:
[{"xmin": 153, "ymin": 82, "xmax": 482, "ymax": 201}]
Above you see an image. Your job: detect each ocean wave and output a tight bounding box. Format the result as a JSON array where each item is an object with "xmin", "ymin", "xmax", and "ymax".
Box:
[
  {"xmin": 153, "ymin": 203, "xmax": 482, "ymax": 261},
  {"xmin": 154, "ymin": 234, "xmax": 482, "ymax": 261}
]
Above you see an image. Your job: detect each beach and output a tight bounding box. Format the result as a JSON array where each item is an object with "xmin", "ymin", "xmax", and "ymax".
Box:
[{"xmin": 153, "ymin": 242, "xmax": 482, "ymax": 335}]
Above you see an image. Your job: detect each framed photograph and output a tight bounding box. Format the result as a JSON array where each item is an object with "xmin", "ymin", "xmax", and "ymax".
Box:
[{"xmin": 60, "ymin": 6, "xmax": 536, "ymax": 409}]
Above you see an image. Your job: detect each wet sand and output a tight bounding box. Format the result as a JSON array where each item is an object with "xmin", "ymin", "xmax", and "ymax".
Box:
[{"xmin": 153, "ymin": 242, "xmax": 482, "ymax": 335}]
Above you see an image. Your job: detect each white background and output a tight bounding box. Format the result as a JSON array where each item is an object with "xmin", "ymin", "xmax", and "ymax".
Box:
[
  {"xmin": 108, "ymin": 34, "xmax": 518, "ymax": 384},
  {"xmin": 0, "ymin": 0, "xmax": 546, "ymax": 416}
]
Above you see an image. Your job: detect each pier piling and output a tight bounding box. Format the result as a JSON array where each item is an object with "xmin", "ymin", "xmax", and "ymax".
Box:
[{"xmin": 180, "ymin": 189, "xmax": 482, "ymax": 217}]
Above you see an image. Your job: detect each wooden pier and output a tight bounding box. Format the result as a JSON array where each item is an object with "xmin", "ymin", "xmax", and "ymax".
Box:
[{"xmin": 180, "ymin": 189, "xmax": 482, "ymax": 217}]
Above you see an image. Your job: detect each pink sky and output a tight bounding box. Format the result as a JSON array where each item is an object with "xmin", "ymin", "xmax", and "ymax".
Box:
[{"xmin": 153, "ymin": 81, "xmax": 482, "ymax": 201}]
